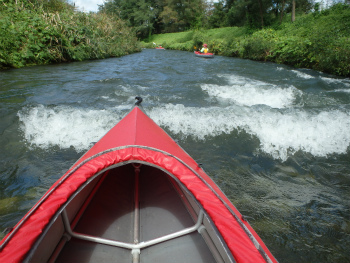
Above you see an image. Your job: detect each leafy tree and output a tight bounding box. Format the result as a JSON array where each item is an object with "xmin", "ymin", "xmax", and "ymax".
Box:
[
  {"xmin": 225, "ymin": 0, "xmax": 248, "ymax": 27},
  {"xmin": 258, "ymin": 0, "xmax": 265, "ymax": 27},
  {"xmin": 276, "ymin": 0, "xmax": 287, "ymax": 23},
  {"xmin": 284, "ymin": 0, "xmax": 314, "ymax": 14},
  {"xmin": 226, "ymin": 0, "xmax": 273, "ymax": 28},
  {"xmin": 100, "ymin": 0, "xmax": 207, "ymax": 37},
  {"xmin": 100, "ymin": 0, "xmax": 157, "ymax": 38},
  {"xmin": 134, "ymin": 0, "xmax": 157, "ymax": 38},
  {"xmin": 207, "ymin": 1, "xmax": 227, "ymax": 28},
  {"xmin": 208, "ymin": 0, "xmax": 315, "ymax": 29},
  {"xmin": 159, "ymin": 4, "xmax": 179, "ymax": 32},
  {"xmin": 159, "ymin": 0, "xmax": 205, "ymax": 32}
]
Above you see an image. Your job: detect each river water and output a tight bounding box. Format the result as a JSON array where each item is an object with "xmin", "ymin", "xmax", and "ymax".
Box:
[{"xmin": 1, "ymin": 49, "xmax": 349, "ymax": 262}]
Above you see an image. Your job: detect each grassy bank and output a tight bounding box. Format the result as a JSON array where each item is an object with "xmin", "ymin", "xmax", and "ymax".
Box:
[
  {"xmin": 0, "ymin": 0, "xmax": 140, "ymax": 70},
  {"xmin": 142, "ymin": 4, "xmax": 350, "ymax": 77}
]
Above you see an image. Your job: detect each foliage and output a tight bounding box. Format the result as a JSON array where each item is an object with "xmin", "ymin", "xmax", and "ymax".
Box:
[
  {"xmin": 207, "ymin": 1, "xmax": 227, "ymax": 28},
  {"xmin": 142, "ymin": 3, "xmax": 350, "ymax": 77},
  {"xmin": 2, "ymin": 0, "xmax": 349, "ymax": 76},
  {"xmin": 270, "ymin": 36, "xmax": 314, "ymax": 67},
  {"xmin": 0, "ymin": 0, "xmax": 140, "ymax": 70},
  {"xmin": 273, "ymin": 2, "xmax": 350, "ymax": 75},
  {"xmin": 209, "ymin": 0, "xmax": 315, "ymax": 30},
  {"xmin": 100, "ymin": 0, "xmax": 317, "ymax": 37},
  {"xmin": 237, "ymin": 29, "xmax": 276, "ymax": 60},
  {"xmin": 141, "ymin": 27, "xmax": 248, "ymax": 52},
  {"xmin": 100, "ymin": 0, "xmax": 206, "ymax": 38}
]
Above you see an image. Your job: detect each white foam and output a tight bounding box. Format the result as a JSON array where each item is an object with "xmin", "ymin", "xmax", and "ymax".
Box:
[
  {"xmin": 149, "ymin": 104, "xmax": 350, "ymax": 161},
  {"xmin": 202, "ymin": 75, "xmax": 301, "ymax": 108},
  {"xmin": 18, "ymin": 104, "xmax": 350, "ymax": 161},
  {"xmin": 247, "ymin": 109, "xmax": 350, "ymax": 160},
  {"xmin": 320, "ymin": 76, "xmax": 350, "ymax": 86},
  {"xmin": 292, "ymin": 70, "xmax": 315, "ymax": 79},
  {"xmin": 149, "ymin": 104, "xmax": 236, "ymax": 140},
  {"xmin": 136, "ymin": 85, "xmax": 149, "ymax": 91},
  {"xmin": 333, "ymin": 89, "xmax": 350, "ymax": 93},
  {"xmin": 18, "ymin": 105, "xmax": 124, "ymax": 152}
]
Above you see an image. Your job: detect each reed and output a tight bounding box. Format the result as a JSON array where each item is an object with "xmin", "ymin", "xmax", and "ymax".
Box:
[{"xmin": 0, "ymin": 0, "xmax": 140, "ymax": 69}]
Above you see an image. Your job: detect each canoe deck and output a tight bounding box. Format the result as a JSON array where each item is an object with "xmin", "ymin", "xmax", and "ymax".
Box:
[
  {"xmin": 55, "ymin": 164, "xmax": 217, "ymax": 263},
  {"xmin": 1, "ymin": 104, "xmax": 277, "ymax": 263}
]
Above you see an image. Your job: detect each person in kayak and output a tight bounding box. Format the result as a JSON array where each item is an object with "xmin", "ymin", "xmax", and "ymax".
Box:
[{"xmin": 200, "ymin": 43, "xmax": 209, "ymax": 54}]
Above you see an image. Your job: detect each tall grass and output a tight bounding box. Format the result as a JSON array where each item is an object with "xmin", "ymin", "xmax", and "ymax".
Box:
[{"xmin": 0, "ymin": 0, "xmax": 140, "ymax": 69}]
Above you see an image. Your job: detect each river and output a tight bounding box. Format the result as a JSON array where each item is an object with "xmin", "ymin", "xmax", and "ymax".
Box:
[{"xmin": 1, "ymin": 49, "xmax": 349, "ymax": 262}]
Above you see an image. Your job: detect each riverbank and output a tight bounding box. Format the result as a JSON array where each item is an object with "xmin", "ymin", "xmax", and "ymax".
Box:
[
  {"xmin": 0, "ymin": 1, "xmax": 140, "ymax": 70},
  {"xmin": 141, "ymin": 3, "xmax": 350, "ymax": 77}
]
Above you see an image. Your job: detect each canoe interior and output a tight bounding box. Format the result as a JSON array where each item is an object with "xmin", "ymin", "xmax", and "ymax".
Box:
[{"xmin": 27, "ymin": 163, "xmax": 234, "ymax": 263}]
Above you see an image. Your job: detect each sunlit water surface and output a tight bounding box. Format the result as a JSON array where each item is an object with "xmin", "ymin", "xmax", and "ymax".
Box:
[{"xmin": 1, "ymin": 49, "xmax": 349, "ymax": 262}]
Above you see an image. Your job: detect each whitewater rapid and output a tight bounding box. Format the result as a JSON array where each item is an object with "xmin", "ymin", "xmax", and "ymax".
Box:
[{"xmin": 18, "ymin": 73, "xmax": 350, "ymax": 161}]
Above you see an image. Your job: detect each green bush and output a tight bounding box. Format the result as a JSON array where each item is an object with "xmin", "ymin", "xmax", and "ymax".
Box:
[
  {"xmin": 0, "ymin": 0, "xmax": 140, "ymax": 69},
  {"xmin": 271, "ymin": 36, "xmax": 314, "ymax": 67},
  {"xmin": 314, "ymin": 36, "xmax": 350, "ymax": 76},
  {"xmin": 238, "ymin": 29, "xmax": 276, "ymax": 60}
]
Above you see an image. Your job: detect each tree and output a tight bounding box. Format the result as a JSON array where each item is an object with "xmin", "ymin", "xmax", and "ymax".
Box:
[
  {"xmin": 100, "ymin": 0, "xmax": 160, "ymax": 38},
  {"xmin": 159, "ymin": 0, "xmax": 205, "ymax": 32},
  {"xmin": 159, "ymin": 5, "xmax": 179, "ymax": 32},
  {"xmin": 208, "ymin": 1, "xmax": 227, "ymax": 28},
  {"xmin": 258, "ymin": 0, "xmax": 265, "ymax": 28},
  {"xmin": 99, "ymin": 0, "xmax": 207, "ymax": 37},
  {"xmin": 133, "ymin": 0, "xmax": 157, "ymax": 38},
  {"xmin": 225, "ymin": 0, "xmax": 273, "ymax": 28},
  {"xmin": 226, "ymin": 0, "xmax": 250, "ymax": 27},
  {"xmin": 278, "ymin": 0, "xmax": 286, "ymax": 23},
  {"xmin": 271, "ymin": 0, "xmax": 313, "ymax": 25}
]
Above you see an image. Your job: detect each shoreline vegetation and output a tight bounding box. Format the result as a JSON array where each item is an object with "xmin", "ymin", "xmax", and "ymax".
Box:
[
  {"xmin": 0, "ymin": 0, "xmax": 141, "ymax": 70},
  {"xmin": 1, "ymin": 1, "xmax": 349, "ymax": 78},
  {"xmin": 142, "ymin": 3, "xmax": 350, "ymax": 77}
]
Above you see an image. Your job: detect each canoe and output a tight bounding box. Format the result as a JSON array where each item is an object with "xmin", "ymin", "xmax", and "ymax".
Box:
[
  {"xmin": 194, "ymin": 51, "xmax": 215, "ymax": 58},
  {"xmin": 0, "ymin": 97, "xmax": 277, "ymax": 263}
]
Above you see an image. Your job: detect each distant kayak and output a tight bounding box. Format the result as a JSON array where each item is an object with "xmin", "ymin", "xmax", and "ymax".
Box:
[
  {"xmin": 194, "ymin": 51, "xmax": 214, "ymax": 58},
  {"xmin": 155, "ymin": 47, "xmax": 165, "ymax": 50}
]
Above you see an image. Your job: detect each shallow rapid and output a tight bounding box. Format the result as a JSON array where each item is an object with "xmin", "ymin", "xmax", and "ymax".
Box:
[{"xmin": 1, "ymin": 49, "xmax": 349, "ymax": 262}]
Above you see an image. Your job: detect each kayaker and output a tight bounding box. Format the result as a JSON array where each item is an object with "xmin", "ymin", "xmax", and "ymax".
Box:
[{"xmin": 200, "ymin": 43, "xmax": 209, "ymax": 54}]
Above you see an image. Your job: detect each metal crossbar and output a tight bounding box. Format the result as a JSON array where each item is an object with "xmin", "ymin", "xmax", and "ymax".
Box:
[
  {"xmin": 60, "ymin": 164, "xmax": 206, "ymax": 262},
  {"xmin": 61, "ymin": 209, "xmax": 205, "ymax": 251}
]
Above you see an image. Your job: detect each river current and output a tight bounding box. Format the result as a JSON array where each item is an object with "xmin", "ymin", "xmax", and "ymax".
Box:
[{"xmin": 1, "ymin": 49, "xmax": 349, "ymax": 262}]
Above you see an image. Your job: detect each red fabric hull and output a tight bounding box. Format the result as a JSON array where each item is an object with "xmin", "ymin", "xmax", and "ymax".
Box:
[{"xmin": 0, "ymin": 107, "xmax": 277, "ymax": 263}]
